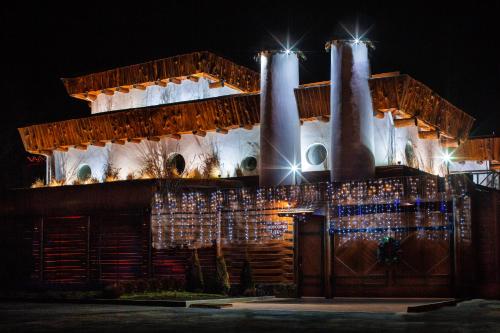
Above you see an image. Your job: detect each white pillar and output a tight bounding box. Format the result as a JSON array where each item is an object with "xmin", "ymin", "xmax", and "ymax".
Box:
[
  {"xmin": 329, "ymin": 41, "xmax": 375, "ymax": 181},
  {"xmin": 259, "ymin": 51, "xmax": 301, "ymax": 186}
]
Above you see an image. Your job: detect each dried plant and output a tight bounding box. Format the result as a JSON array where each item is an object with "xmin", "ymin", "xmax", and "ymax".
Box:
[
  {"xmin": 198, "ymin": 140, "xmax": 221, "ymax": 178},
  {"xmin": 86, "ymin": 177, "xmax": 100, "ymax": 184},
  {"xmin": 49, "ymin": 178, "xmax": 65, "ymax": 187},
  {"xmin": 136, "ymin": 141, "xmax": 179, "ymax": 179},
  {"xmin": 102, "ymin": 162, "xmax": 121, "ymax": 182},
  {"xmin": 55, "ymin": 151, "xmax": 87, "ymax": 184},
  {"xmin": 234, "ymin": 163, "xmax": 243, "ymax": 177},
  {"xmin": 103, "ymin": 146, "xmax": 121, "ymax": 182},
  {"xmin": 31, "ymin": 178, "xmax": 45, "ymax": 188}
]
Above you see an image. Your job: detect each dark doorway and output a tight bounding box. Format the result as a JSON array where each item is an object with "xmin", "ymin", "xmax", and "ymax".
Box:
[{"xmin": 296, "ymin": 215, "xmax": 326, "ymax": 297}]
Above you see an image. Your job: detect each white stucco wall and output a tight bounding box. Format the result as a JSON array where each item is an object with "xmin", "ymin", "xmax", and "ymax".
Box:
[
  {"xmin": 54, "ymin": 127, "xmax": 261, "ymax": 183},
  {"xmin": 90, "ymin": 77, "xmax": 239, "ymax": 114}
]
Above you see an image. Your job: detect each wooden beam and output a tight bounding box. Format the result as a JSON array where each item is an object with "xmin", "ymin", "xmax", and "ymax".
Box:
[
  {"xmin": 242, "ymin": 124, "xmax": 253, "ymax": 130},
  {"xmin": 193, "ymin": 130, "xmax": 206, "ymax": 137},
  {"xmin": 394, "ymin": 117, "xmax": 416, "ymax": 128},
  {"xmin": 169, "ymin": 77, "xmax": 181, "ymax": 85},
  {"xmin": 101, "ymin": 89, "xmax": 114, "ymax": 96},
  {"xmin": 209, "ymin": 80, "xmax": 224, "ymax": 89},
  {"xmin": 155, "ymin": 80, "xmax": 167, "ymax": 87},
  {"xmin": 116, "ymin": 87, "xmax": 130, "ymax": 93},
  {"xmin": 74, "ymin": 144, "xmax": 88, "ymax": 150},
  {"xmin": 187, "ymin": 75, "xmax": 199, "ymax": 82},
  {"xmin": 371, "ymin": 71, "xmax": 400, "ymax": 79},
  {"xmin": 379, "ymin": 108, "xmax": 398, "ymax": 113},
  {"xmin": 56, "ymin": 146, "xmax": 69, "ymax": 152},
  {"xmin": 112, "ymin": 139, "xmax": 126, "ymax": 145},
  {"xmin": 168, "ymin": 133, "xmax": 181, "ymax": 140},
  {"xmin": 441, "ymin": 138, "xmax": 460, "ymax": 148},
  {"xmin": 216, "ymin": 128, "xmax": 228, "ymax": 134},
  {"xmin": 91, "ymin": 141, "xmax": 106, "ymax": 147},
  {"xmin": 374, "ymin": 110, "xmax": 385, "ymax": 119},
  {"xmin": 315, "ymin": 115, "xmax": 329, "ymax": 122},
  {"xmin": 416, "ymin": 119, "xmax": 434, "ymax": 131},
  {"xmin": 83, "ymin": 92, "xmax": 97, "ymax": 101},
  {"xmin": 418, "ymin": 130, "xmax": 440, "ymax": 140},
  {"xmin": 128, "ymin": 138, "xmax": 142, "ymax": 143},
  {"xmin": 132, "ymin": 84, "xmax": 147, "ymax": 90},
  {"xmin": 147, "ymin": 136, "xmax": 161, "ymax": 142}
]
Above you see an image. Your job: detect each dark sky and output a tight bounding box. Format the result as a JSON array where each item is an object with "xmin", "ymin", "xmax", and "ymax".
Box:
[{"xmin": 2, "ymin": 1, "xmax": 499, "ymax": 188}]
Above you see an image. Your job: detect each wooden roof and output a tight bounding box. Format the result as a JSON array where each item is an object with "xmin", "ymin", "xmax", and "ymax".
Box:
[
  {"xmin": 19, "ymin": 93, "xmax": 260, "ymax": 153},
  {"xmin": 61, "ymin": 51, "xmax": 260, "ymax": 98},
  {"xmin": 453, "ymin": 136, "xmax": 500, "ymax": 166},
  {"xmin": 295, "ymin": 74, "xmax": 475, "ymax": 142},
  {"xmin": 20, "ymin": 74, "xmax": 475, "ymax": 155}
]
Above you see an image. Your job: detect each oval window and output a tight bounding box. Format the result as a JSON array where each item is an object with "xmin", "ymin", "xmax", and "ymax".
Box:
[
  {"xmin": 77, "ymin": 164, "xmax": 92, "ymax": 181},
  {"xmin": 241, "ymin": 156, "xmax": 257, "ymax": 171},
  {"xmin": 168, "ymin": 153, "xmax": 186, "ymax": 175},
  {"xmin": 306, "ymin": 144, "xmax": 327, "ymax": 165}
]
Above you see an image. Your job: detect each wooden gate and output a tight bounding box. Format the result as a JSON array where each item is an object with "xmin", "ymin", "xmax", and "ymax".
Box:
[
  {"xmin": 332, "ymin": 232, "xmax": 452, "ymax": 297},
  {"xmin": 296, "ymin": 215, "xmax": 329, "ymax": 297}
]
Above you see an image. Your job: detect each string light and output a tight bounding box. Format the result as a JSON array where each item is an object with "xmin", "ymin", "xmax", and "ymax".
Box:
[{"xmin": 151, "ymin": 175, "xmax": 470, "ymax": 249}]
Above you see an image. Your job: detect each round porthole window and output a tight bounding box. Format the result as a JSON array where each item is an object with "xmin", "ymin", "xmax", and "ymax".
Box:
[
  {"xmin": 306, "ymin": 144, "xmax": 327, "ymax": 165},
  {"xmin": 241, "ymin": 156, "xmax": 257, "ymax": 171},
  {"xmin": 77, "ymin": 164, "xmax": 92, "ymax": 181},
  {"xmin": 168, "ymin": 153, "xmax": 186, "ymax": 175}
]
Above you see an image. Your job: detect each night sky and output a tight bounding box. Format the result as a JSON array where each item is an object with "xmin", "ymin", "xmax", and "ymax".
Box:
[{"xmin": 2, "ymin": 1, "xmax": 499, "ymax": 189}]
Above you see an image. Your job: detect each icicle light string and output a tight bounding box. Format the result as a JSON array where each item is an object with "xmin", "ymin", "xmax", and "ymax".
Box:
[{"xmin": 151, "ymin": 176, "xmax": 468, "ymax": 249}]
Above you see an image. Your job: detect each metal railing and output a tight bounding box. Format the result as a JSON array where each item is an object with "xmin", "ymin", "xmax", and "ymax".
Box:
[{"xmin": 450, "ymin": 170, "xmax": 500, "ymax": 190}]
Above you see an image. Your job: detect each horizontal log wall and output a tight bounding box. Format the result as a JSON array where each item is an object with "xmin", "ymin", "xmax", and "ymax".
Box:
[
  {"xmin": 62, "ymin": 51, "xmax": 260, "ymax": 95},
  {"xmin": 0, "ymin": 212, "xmax": 293, "ymax": 289}
]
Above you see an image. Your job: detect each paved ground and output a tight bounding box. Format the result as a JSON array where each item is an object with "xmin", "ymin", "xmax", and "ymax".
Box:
[
  {"xmin": 0, "ymin": 299, "xmax": 499, "ymax": 332},
  {"xmin": 231, "ymin": 297, "xmax": 450, "ymax": 313}
]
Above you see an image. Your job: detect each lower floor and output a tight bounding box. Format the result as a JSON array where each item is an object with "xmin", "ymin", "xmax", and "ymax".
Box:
[
  {"xmin": 0, "ymin": 171, "xmax": 498, "ymax": 298},
  {"xmin": 0, "ymin": 210, "xmax": 483, "ymax": 298}
]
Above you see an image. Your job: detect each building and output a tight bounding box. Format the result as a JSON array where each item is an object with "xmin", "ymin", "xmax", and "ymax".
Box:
[{"xmin": 2, "ymin": 44, "xmax": 499, "ymax": 297}]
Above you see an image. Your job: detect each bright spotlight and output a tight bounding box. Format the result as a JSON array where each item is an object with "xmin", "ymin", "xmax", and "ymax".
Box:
[
  {"xmin": 442, "ymin": 151, "xmax": 452, "ymax": 164},
  {"xmin": 353, "ymin": 38, "xmax": 361, "ymax": 44},
  {"xmin": 441, "ymin": 151, "xmax": 453, "ymax": 164},
  {"xmin": 284, "ymin": 49, "xmax": 291, "ymax": 55},
  {"xmin": 290, "ymin": 164, "xmax": 299, "ymax": 172}
]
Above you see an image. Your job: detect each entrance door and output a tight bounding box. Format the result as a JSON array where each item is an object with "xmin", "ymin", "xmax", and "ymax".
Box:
[{"xmin": 297, "ymin": 215, "xmax": 325, "ymax": 297}]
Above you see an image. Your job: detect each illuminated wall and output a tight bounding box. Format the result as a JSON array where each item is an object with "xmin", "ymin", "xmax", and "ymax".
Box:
[
  {"xmin": 90, "ymin": 77, "xmax": 239, "ymax": 114},
  {"xmin": 52, "ymin": 117, "xmax": 447, "ymax": 184},
  {"xmin": 53, "ymin": 127, "xmax": 261, "ymax": 184}
]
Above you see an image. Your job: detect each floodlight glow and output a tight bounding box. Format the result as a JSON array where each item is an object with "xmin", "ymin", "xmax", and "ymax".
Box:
[
  {"xmin": 442, "ymin": 151, "xmax": 452, "ymax": 164},
  {"xmin": 353, "ymin": 38, "xmax": 361, "ymax": 44},
  {"xmin": 290, "ymin": 164, "xmax": 299, "ymax": 172},
  {"xmin": 284, "ymin": 49, "xmax": 291, "ymax": 55}
]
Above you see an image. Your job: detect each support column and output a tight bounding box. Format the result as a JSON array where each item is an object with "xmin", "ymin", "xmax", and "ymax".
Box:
[
  {"xmin": 44, "ymin": 152, "xmax": 55, "ymax": 185},
  {"xmin": 329, "ymin": 40, "xmax": 375, "ymax": 181},
  {"xmin": 259, "ymin": 51, "xmax": 301, "ymax": 186}
]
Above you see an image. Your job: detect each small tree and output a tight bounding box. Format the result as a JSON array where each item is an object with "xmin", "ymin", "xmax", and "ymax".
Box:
[
  {"xmin": 240, "ymin": 249, "xmax": 255, "ymax": 296},
  {"xmin": 187, "ymin": 249, "xmax": 204, "ymax": 292},
  {"xmin": 215, "ymin": 255, "xmax": 230, "ymax": 295}
]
